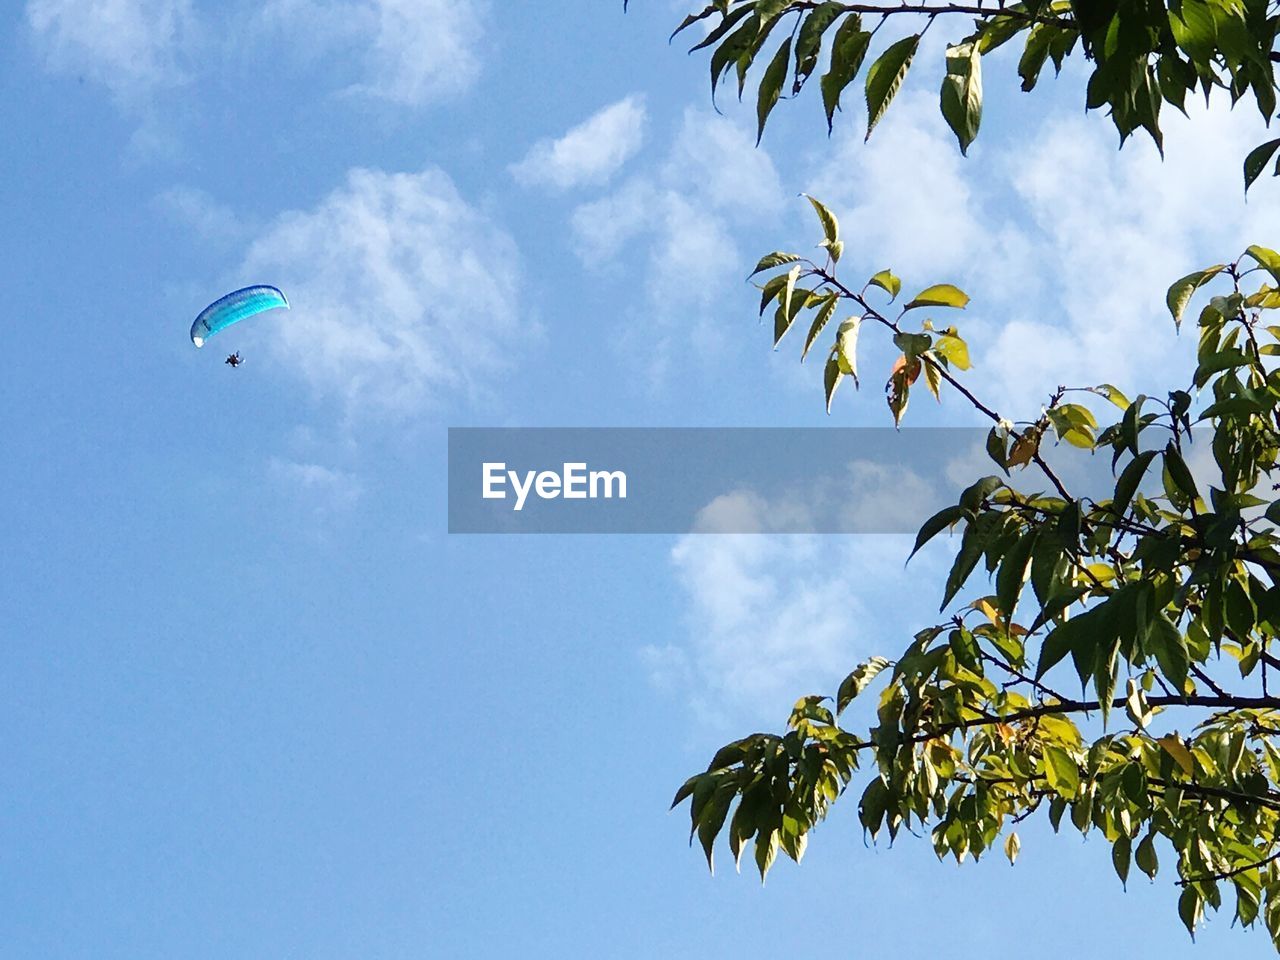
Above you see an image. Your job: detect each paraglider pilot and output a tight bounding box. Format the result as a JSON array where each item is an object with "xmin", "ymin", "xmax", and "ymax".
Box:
[{"xmin": 225, "ymin": 352, "xmax": 243, "ymax": 368}]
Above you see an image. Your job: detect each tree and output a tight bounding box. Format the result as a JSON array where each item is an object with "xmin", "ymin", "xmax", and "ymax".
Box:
[
  {"xmin": 647, "ymin": 0, "xmax": 1280, "ymax": 950},
  {"xmin": 650, "ymin": 0, "xmax": 1280, "ymax": 187}
]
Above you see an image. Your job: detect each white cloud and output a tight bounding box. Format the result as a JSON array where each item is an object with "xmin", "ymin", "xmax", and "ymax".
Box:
[
  {"xmin": 241, "ymin": 166, "xmax": 523, "ymax": 414},
  {"xmin": 570, "ymin": 107, "xmax": 785, "ymax": 385},
  {"xmin": 650, "ymin": 71, "xmax": 1280, "ymax": 730},
  {"xmin": 655, "ymin": 525, "xmax": 943, "ymax": 727},
  {"xmin": 664, "ymin": 108, "xmax": 785, "ymax": 215},
  {"xmin": 801, "ymin": 91, "xmax": 1280, "ymax": 416},
  {"xmin": 569, "ymin": 178, "xmax": 657, "ymax": 262},
  {"xmin": 660, "ymin": 532, "xmax": 866, "ymax": 723},
  {"xmin": 511, "ymin": 96, "xmax": 648, "ymax": 190},
  {"xmin": 688, "ymin": 456, "xmax": 958, "ymax": 535},
  {"xmin": 807, "ymin": 92, "xmax": 1035, "ymax": 307},
  {"xmin": 986, "ymin": 98, "xmax": 1280, "ymax": 407},
  {"xmin": 26, "ymin": 0, "xmax": 195, "ymax": 102},
  {"xmin": 259, "ymin": 0, "xmax": 487, "ymax": 106},
  {"xmin": 29, "ymin": 0, "xmax": 485, "ymax": 115},
  {"xmin": 357, "ymin": 0, "xmax": 486, "ymax": 105},
  {"xmin": 572, "ymin": 107, "xmax": 785, "ymax": 269},
  {"xmin": 154, "ymin": 185, "xmax": 244, "ymax": 244},
  {"xmin": 651, "ymin": 471, "xmax": 958, "ymax": 726},
  {"xmin": 268, "ymin": 457, "xmax": 363, "ymax": 514}
]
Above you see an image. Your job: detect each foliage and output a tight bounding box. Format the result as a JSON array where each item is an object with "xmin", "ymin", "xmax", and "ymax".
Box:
[
  {"xmin": 654, "ymin": 0, "xmax": 1280, "ymax": 188},
  {"xmin": 678, "ymin": 193, "xmax": 1280, "ymax": 948},
  {"xmin": 619, "ymin": 0, "xmax": 1280, "ymax": 947}
]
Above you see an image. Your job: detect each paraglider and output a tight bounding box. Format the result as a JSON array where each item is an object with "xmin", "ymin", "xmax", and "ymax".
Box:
[{"xmin": 190, "ymin": 285, "xmax": 289, "ymax": 349}]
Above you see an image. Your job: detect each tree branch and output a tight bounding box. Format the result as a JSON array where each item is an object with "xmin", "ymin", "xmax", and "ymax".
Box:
[
  {"xmin": 981, "ymin": 651, "xmax": 1071, "ymax": 703},
  {"xmin": 838, "ymin": 693, "xmax": 1280, "ymax": 754},
  {"xmin": 1176, "ymin": 847, "xmax": 1280, "ymax": 885},
  {"xmin": 786, "ymin": 1, "xmax": 1072, "ymax": 26},
  {"xmin": 1190, "ymin": 664, "xmax": 1230, "ymax": 699}
]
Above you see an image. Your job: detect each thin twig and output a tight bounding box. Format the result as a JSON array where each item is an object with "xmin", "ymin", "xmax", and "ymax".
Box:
[{"xmin": 1177, "ymin": 848, "xmax": 1280, "ymax": 886}]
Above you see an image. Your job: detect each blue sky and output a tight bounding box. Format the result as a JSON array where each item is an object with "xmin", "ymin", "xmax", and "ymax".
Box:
[{"xmin": 4, "ymin": 1, "xmax": 1280, "ymax": 957}]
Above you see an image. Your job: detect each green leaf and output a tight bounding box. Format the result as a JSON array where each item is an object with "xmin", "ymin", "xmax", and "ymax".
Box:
[
  {"xmin": 696, "ymin": 784, "xmax": 733, "ymax": 872},
  {"xmin": 976, "ymin": 13, "xmax": 1028, "ymax": 55},
  {"xmin": 1125, "ymin": 679, "xmax": 1152, "ymax": 730},
  {"xmin": 836, "ymin": 656, "xmax": 890, "ymax": 713},
  {"xmin": 749, "ymin": 251, "xmax": 802, "ymax": 277},
  {"xmin": 1112, "ymin": 450, "xmax": 1157, "ymax": 519},
  {"xmin": 934, "ymin": 333, "xmax": 971, "ymax": 370},
  {"xmin": 1090, "ymin": 383, "xmax": 1130, "ymax": 410},
  {"xmin": 910, "ymin": 504, "xmax": 964, "ymax": 559},
  {"xmin": 773, "ymin": 300, "xmax": 796, "ymax": 347},
  {"xmin": 670, "ymin": 774, "xmax": 699, "ymax": 811},
  {"xmin": 995, "ymin": 530, "xmax": 1037, "ymax": 620},
  {"xmin": 1047, "ymin": 407, "xmax": 1095, "ymax": 449},
  {"xmin": 1167, "ymin": 266, "xmax": 1225, "ymax": 328},
  {"xmin": 668, "ymin": 4, "xmax": 718, "ymax": 41},
  {"xmin": 1093, "ymin": 633, "xmax": 1120, "ymax": 726},
  {"xmin": 865, "ymin": 35, "xmax": 920, "ymax": 140},
  {"xmin": 949, "ymin": 626, "xmax": 980, "ymax": 671},
  {"xmin": 1169, "ymin": 0, "xmax": 1216, "ymax": 68},
  {"xmin": 868, "ymin": 269, "xmax": 901, "ymax": 300},
  {"xmin": 958, "ymin": 476, "xmax": 1002, "ymax": 513},
  {"xmin": 1244, "ymin": 138, "xmax": 1280, "ymax": 193},
  {"xmin": 1194, "ymin": 347, "xmax": 1250, "ymax": 388},
  {"xmin": 1135, "ymin": 832, "xmax": 1159, "ymax": 880},
  {"xmin": 834, "ymin": 317, "xmax": 861, "ymax": 383},
  {"xmin": 757, "ymin": 272, "xmax": 789, "ymax": 316},
  {"xmin": 1157, "ymin": 734, "xmax": 1195, "ymax": 775},
  {"xmin": 1017, "ymin": 22, "xmax": 1055, "ymax": 91},
  {"xmin": 1245, "ymin": 245, "xmax": 1280, "ymax": 286},
  {"xmin": 1112, "ymin": 835, "xmax": 1131, "ymax": 889},
  {"xmin": 792, "ymin": 2, "xmax": 843, "ymax": 92},
  {"xmin": 824, "ymin": 355, "xmax": 844, "ymax": 414},
  {"xmin": 756, "ymin": 38, "xmax": 792, "ymax": 145},
  {"xmin": 1041, "ymin": 743, "xmax": 1080, "ymax": 798},
  {"xmin": 1037, "ymin": 610, "xmax": 1089, "ymax": 678},
  {"xmin": 802, "ymin": 295, "xmax": 840, "ymax": 361},
  {"xmin": 707, "ymin": 15, "xmax": 759, "ymax": 100},
  {"xmin": 1149, "ymin": 615, "xmax": 1189, "ymax": 693},
  {"xmin": 754, "ymin": 827, "xmax": 780, "ymax": 881},
  {"xmin": 904, "ymin": 283, "xmax": 969, "ymax": 311},
  {"xmin": 893, "ymin": 331, "xmax": 932, "ymax": 359},
  {"xmin": 821, "ymin": 17, "xmax": 871, "ymax": 132},
  {"xmin": 780, "ymin": 264, "xmax": 801, "ymax": 322},
  {"xmin": 985, "ymin": 425, "xmax": 1009, "ymax": 473},
  {"xmin": 886, "ymin": 355, "xmax": 917, "ymax": 428},
  {"xmin": 1236, "ymin": 875, "xmax": 1261, "ymax": 926},
  {"xmin": 803, "ymin": 194, "xmax": 839, "ymax": 246},
  {"xmin": 939, "ymin": 41, "xmax": 982, "ymax": 155},
  {"xmin": 859, "ymin": 777, "xmax": 889, "ymax": 839},
  {"xmin": 685, "ymin": 4, "xmax": 751, "ymax": 49},
  {"xmin": 1163, "ymin": 442, "xmax": 1199, "ymax": 501},
  {"xmin": 921, "ymin": 356, "xmax": 942, "ymax": 401},
  {"xmin": 1004, "ymin": 831, "xmax": 1020, "ymax": 865},
  {"xmin": 1244, "ymin": 289, "xmax": 1280, "ymax": 309},
  {"xmin": 734, "ymin": 8, "xmax": 788, "ymax": 99},
  {"xmin": 1178, "ymin": 887, "xmax": 1202, "ymax": 938},
  {"xmin": 940, "ymin": 513, "xmax": 988, "ymax": 608}
]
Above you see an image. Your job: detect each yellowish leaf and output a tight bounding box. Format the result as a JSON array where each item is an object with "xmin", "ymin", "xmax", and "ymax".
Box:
[{"xmin": 1158, "ymin": 734, "xmax": 1196, "ymax": 775}]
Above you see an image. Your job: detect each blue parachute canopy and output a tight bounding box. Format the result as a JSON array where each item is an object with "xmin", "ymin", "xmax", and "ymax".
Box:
[{"xmin": 190, "ymin": 285, "xmax": 289, "ymax": 347}]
